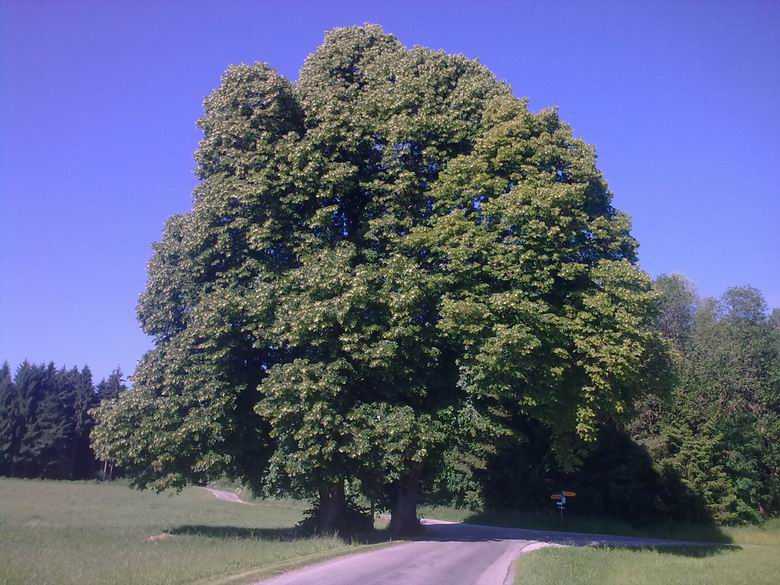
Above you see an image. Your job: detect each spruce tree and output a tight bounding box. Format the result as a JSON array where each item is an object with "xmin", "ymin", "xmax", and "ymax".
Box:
[
  {"xmin": 0, "ymin": 362, "xmax": 16, "ymax": 475},
  {"xmin": 96, "ymin": 368, "xmax": 128, "ymax": 401}
]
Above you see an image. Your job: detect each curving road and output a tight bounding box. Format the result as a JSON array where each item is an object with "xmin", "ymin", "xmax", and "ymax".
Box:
[{"xmin": 252, "ymin": 518, "xmax": 699, "ymax": 585}]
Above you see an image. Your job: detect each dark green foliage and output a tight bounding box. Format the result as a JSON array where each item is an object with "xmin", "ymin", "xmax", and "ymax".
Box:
[
  {"xmin": 447, "ymin": 421, "xmax": 707, "ymax": 525},
  {"xmin": 0, "ymin": 361, "xmax": 104, "ymax": 479},
  {"xmin": 0, "ymin": 362, "xmax": 18, "ymax": 475},
  {"xmin": 637, "ymin": 283, "xmax": 780, "ymax": 523},
  {"xmin": 654, "ymin": 274, "xmax": 697, "ymax": 348},
  {"xmin": 564, "ymin": 427, "xmax": 709, "ymax": 523},
  {"xmin": 96, "ymin": 368, "xmax": 128, "ymax": 401},
  {"xmin": 422, "ymin": 404, "xmax": 506, "ymax": 510},
  {"xmin": 770, "ymin": 308, "xmax": 780, "ymax": 331}
]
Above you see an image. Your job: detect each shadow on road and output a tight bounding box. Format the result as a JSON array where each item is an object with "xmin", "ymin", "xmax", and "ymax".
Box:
[
  {"xmin": 419, "ymin": 521, "xmax": 739, "ymax": 558},
  {"xmin": 460, "ymin": 510, "xmax": 732, "ymax": 544},
  {"xmin": 613, "ymin": 545, "xmax": 741, "ymax": 558},
  {"xmin": 169, "ymin": 518, "xmax": 737, "ymax": 560}
]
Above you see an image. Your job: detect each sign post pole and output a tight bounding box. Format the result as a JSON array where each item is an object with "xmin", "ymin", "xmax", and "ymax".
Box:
[{"xmin": 551, "ymin": 490, "xmax": 575, "ymax": 522}]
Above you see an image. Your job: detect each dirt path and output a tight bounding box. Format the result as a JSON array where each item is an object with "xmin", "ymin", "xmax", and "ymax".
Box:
[{"xmin": 200, "ymin": 486, "xmax": 251, "ymax": 504}]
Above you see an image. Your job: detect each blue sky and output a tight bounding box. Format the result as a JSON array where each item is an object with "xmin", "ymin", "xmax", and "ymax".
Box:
[{"xmin": 1, "ymin": 0, "xmax": 778, "ymax": 381}]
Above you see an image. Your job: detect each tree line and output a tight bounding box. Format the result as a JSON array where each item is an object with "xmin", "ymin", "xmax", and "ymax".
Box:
[
  {"xmin": 0, "ymin": 363, "xmax": 126, "ymax": 479},
  {"xmin": 634, "ymin": 280, "xmax": 780, "ymax": 524}
]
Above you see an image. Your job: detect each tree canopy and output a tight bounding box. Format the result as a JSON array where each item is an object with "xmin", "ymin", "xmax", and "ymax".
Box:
[{"xmin": 92, "ymin": 25, "xmax": 668, "ymax": 535}]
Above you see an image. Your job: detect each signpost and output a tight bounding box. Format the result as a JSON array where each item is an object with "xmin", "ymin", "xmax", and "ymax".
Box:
[{"xmin": 552, "ymin": 490, "xmax": 576, "ymax": 520}]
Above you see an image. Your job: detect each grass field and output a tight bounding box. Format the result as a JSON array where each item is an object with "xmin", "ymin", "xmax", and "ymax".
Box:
[
  {"xmin": 3, "ymin": 479, "xmax": 777, "ymax": 585},
  {"xmin": 0, "ymin": 478, "xmax": 390, "ymax": 585},
  {"xmin": 513, "ymin": 519, "xmax": 780, "ymax": 585}
]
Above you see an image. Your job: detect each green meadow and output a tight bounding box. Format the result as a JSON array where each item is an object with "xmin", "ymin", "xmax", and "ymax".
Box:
[
  {"xmin": 0, "ymin": 478, "xmax": 390, "ymax": 585},
  {"xmin": 2, "ymin": 478, "xmax": 777, "ymax": 585}
]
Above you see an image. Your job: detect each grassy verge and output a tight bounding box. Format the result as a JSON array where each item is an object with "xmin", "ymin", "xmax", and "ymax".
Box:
[
  {"xmin": 0, "ymin": 478, "xmax": 394, "ymax": 585},
  {"xmin": 515, "ymin": 541, "xmax": 779, "ymax": 585},
  {"xmin": 512, "ymin": 519, "xmax": 780, "ymax": 585}
]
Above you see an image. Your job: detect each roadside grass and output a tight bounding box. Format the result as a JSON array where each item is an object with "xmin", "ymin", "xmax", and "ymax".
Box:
[
  {"xmin": 0, "ymin": 478, "xmax": 394, "ymax": 585},
  {"xmin": 514, "ymin": 540, "xmax": 779, "ymax": 585},
  {"xmin": 512, "ymin": 518, "xmax": 780, "ymax": 585}
]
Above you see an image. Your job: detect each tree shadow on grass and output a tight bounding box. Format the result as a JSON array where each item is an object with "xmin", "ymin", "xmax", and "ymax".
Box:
[
  {"xmin": 653, "ymin": 545, "xmax": 741, "ymax": 558},
  {"xmin": 170, "ymin": 525, "xmax": 300, "ymax": 541},
  {"xmin": 169, "ymin": 524, "xmax": 394, "ymax": 545},
  {"xmin": 592, "ymin": 544, "xmax": 742, "ymax": 558}
]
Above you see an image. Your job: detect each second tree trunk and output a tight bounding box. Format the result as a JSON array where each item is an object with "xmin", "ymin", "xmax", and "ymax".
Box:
[
  {"xmin": 317, "ymin": 480, "xmax": 346, "ymax": 534},
  {"xmin": 390, "ymin": 462, "xmax": 423, "ymax": 537}
]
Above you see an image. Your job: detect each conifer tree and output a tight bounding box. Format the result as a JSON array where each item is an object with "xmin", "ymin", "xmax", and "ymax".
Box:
[
  {"xmin": 96, "ymin": 368, "xmax": 128, "ymax": 401},
  {"xmin": 0, "ymin": 362, "xmax": 100, "ymax": 480},
  {"xmin": 0, "ymin": 362, "xmax": 16, "ymax": 475}
]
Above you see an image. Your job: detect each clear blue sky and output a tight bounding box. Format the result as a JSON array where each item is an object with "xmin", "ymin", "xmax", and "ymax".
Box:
[{"xmin": 1, "ymin": 1, "xmax": 778, "ymax": 381}]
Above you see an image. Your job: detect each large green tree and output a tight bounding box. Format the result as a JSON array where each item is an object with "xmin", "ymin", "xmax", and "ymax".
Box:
[{"xmin": 92, "ymin": 25, "xmax": 666, "ymax": 535}]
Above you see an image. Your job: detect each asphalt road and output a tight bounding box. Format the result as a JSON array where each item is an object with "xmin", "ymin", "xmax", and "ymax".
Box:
[{"xmin": 252, "ymin": 518, "xmax": 697, "ymax": 585}]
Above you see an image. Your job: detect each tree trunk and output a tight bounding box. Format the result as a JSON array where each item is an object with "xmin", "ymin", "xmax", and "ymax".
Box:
[
  {"xmin": 390, "ymin": 462, "xmax": 424, "ymax": 537},
  {"xmin": 317, "ymin": 480, "xmax": 346, "ymax": 535}
]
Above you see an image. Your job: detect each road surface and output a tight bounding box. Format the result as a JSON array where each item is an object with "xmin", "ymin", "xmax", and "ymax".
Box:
[{"xmin": 252, "ymin": 518, "xmax": 698, "ymax": 585}]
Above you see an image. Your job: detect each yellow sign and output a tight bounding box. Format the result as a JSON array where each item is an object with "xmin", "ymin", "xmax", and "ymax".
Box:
[
  {"xmin": 563, "ymin": 491, "xmax": 576, "ymax": 497},
  {"xmin": 550, "ymin": 494, "xmax": 562, "ymax": 499}
]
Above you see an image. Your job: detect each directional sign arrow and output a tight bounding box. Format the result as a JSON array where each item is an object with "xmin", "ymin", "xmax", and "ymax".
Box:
[
  {"xmin": 550, "ymin": 494, "xmax": 562, "ymax": 500},
  {"xmin": 563, "ymin": 491, "xmax": 576, "ymax": 497}
]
